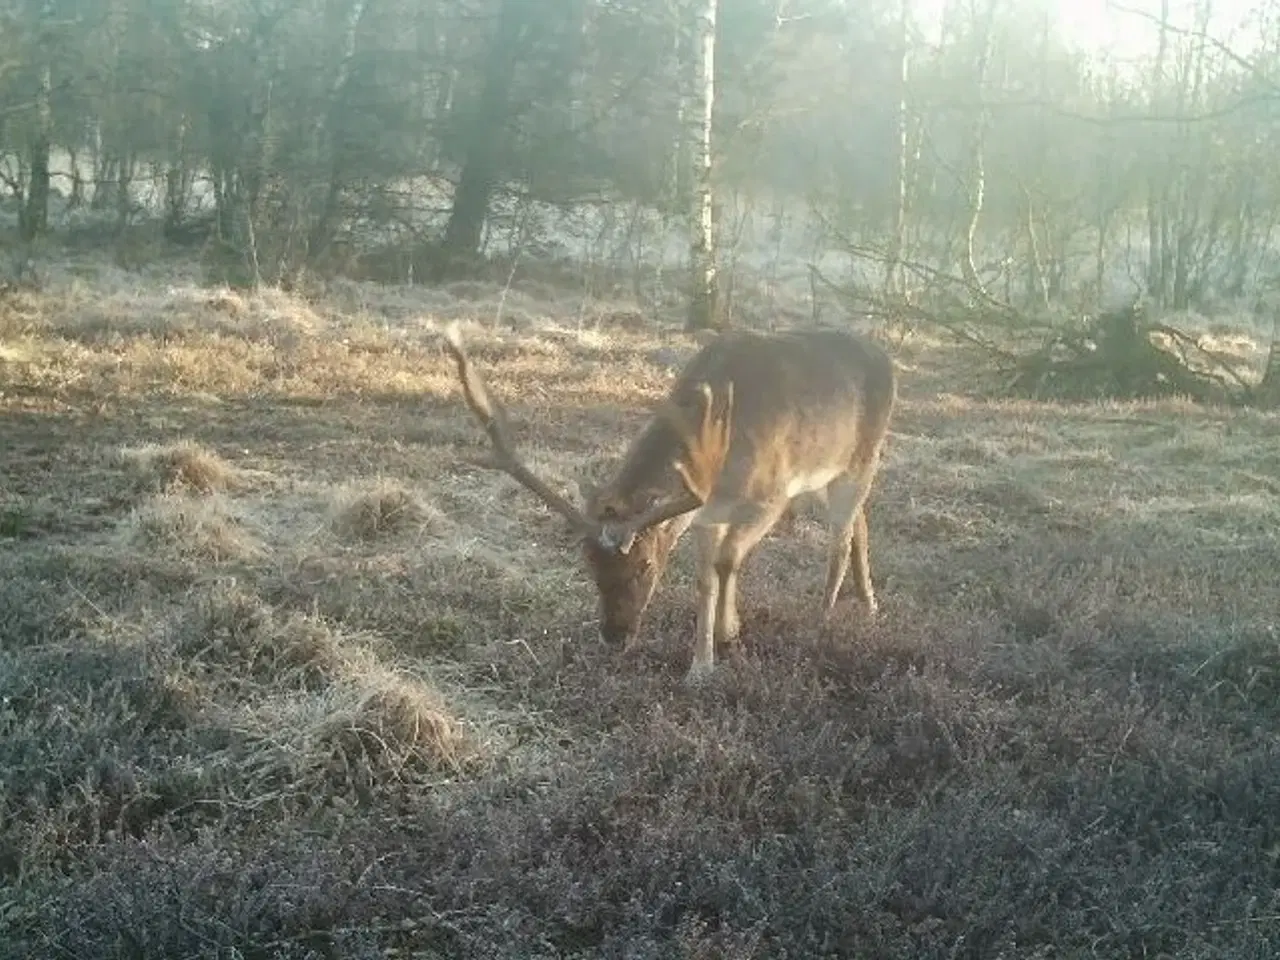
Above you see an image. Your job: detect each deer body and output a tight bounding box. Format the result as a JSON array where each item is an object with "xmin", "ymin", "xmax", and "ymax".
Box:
[{"xmin": 443, "ymin": 324, "xmax": 896, "ymax": 683}]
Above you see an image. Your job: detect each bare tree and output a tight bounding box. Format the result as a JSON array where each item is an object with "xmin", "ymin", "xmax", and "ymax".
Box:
[{"xmin": 686, "ymin": 0, "xmax": 721, "ymax": 331}]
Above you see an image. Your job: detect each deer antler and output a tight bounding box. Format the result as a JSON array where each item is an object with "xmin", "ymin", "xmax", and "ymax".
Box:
[
  {"xmin": 441, "ymin": 323, "xmax": 600, "ymax": 540},
  {"xmin": 602, "ymin": 380, "xmax": 734, "ymax": 554},
  {"xmin": 672, "ymin": 380, "xmax": 733, "ymax": 501}
]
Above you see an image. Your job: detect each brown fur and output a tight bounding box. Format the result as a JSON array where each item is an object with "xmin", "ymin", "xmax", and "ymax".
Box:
[{"xmin": 443, "ymin": 324, "xmax": 897, "ymax": 683}]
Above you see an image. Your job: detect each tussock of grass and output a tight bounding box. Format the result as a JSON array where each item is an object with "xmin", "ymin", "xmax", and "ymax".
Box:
[
  {"xmin": 0, "ymin": 635, "xmax": 207, "ymax": 877},
  {"xmin": 227, "ymin": 666, "xmax": 473, "ymax": 806},
  {"xmin": 318, "ymin": 668, "xmax": 471, "ymax": 773},
  {"xmin": 122, "ymin": 494, "xmax": 266, "ymax": 563},
  {"xmin": 170, "ymin": 581, "xmax": 349, "ymax": 691},
  {"xmin": 164, "ymin": 579, "xmax": 472, "ymax": 787},
  {"xmin": 327, "ymin": 478, "xmax": 439, "ymax": 542},
  {"xmin": 116, "ymin": 440, "xmax": 240, "ymax": 495},
  {"xmin": 201, "ymin": 287, "xmax": 249, "ymax": 318}
]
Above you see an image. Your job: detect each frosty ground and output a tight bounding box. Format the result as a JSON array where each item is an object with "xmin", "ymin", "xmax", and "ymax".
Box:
[{"xmin": 1, "ymin": 255, "xmax": 1278, "ymax": 958}]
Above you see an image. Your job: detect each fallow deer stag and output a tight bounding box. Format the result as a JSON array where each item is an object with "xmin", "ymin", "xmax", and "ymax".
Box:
[{"xmin": 441, "ymin": 322, "xmax": 897, "ymax": 683}]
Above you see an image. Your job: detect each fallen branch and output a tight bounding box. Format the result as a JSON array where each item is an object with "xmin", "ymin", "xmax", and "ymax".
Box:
[{"xmin": 1004, "ymin": 304, "xmax": 1252, "ymax": 406}]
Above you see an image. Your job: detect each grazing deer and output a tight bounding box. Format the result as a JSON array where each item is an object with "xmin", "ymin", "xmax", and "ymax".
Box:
[{"xmin": 442, "ymin": 322, "xmax": 897, "ymax": 683}]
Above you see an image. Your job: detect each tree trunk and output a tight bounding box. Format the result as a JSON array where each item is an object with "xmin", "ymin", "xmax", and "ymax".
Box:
[
  {"xmin": 91, "ymin": 154, "xmax": 115, "ymax": 212},
  {"xmin": 1092, "ymin": 65, "xmax": 1120, "ymax": 309},
  {"xmin": 308, "ymin": 0, "xmax": 373, "ymax": 263},
  {"xmin": 1023, "ymin": 188, "xmax": 1049, "ymax": 309},
  {"xmin": 1146, "ymin": 0, "xmax": 1171, "ymax": 304},
  {"xmin": 20, "ymin": 59, "xmax": 52, "ymax": 242},
  {"xmin": 115, "ymin": 153, "xmax": 134, "ymax": 231},
  {"xmin": 686, "ymin": 0, "xmax": 720, "ymax": 332},
  {"xmin": 163, "ymin": 115, "xmax": 191, "ymax": 239},
  {"xmin": 67, "ymin": 148, "xmax": 85, "ymax": 209},
  {"xmin": 1258, "ymin": 308, "xmax": 1280, "ymax": 406},
  {"xmin": 440, "ymin": 0, "xmax": 527, "ymax": 265},
  {"xmin": 670, "ymin": 10, "xmax": 690, "ymax": 214},
  {"xmin": 959, "ymin": 0, "xmax": 994, "ymax": 298},
  {"xmin": 1026, "ymin": 6, "xmax": 1053, "ymax": 306},
  {"xmin": 882, "ymin": 0, "xmax": 911, "ymax": 299}
]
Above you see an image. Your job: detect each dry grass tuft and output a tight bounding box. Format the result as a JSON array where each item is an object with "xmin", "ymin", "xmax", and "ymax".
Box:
[
  {"xmin": 171, "ymin": 580, "xmax": 349, "ymax": 691},
  {"xmin": 116, "ymin": 440, "xmax": 240, "ymax": 495},
  {"xmin": 228, "ymin": 665, "xmax": 474, "ymax": 806},
  {"xmin": 318, "ymin": 668, "xmax": 471, "ymax": 772},
  {"xmin": 328, "ymin": 478, "xmax": 439, "ymax": 542},
  {"xmin": 122, "ymin": 494, "xmax": 266, "ymax": 563},
  {"xmin": 202, "ymin": 288, "xmax": 249, "ymax": 317}
]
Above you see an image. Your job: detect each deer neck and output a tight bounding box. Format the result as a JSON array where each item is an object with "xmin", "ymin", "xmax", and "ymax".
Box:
[{"xmin": 592, "ymin": 416, "xmax": 706, "ymax": 524}]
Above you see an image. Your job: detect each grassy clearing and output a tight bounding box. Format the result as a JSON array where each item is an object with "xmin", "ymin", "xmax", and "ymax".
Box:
[{"xmin": 2, "ymin": 261, "xmax": 1279, "ymax": 957}]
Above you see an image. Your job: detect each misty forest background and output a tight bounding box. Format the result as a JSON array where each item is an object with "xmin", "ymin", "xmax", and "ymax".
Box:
[{"xmin": 3, "ymin": 0, "xmax": 1280, "ymax": 392}]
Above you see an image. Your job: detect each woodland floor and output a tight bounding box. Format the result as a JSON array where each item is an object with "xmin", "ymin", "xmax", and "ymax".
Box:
[{"xmin": 1, "ymin": 253, "xmax": 1279, "ymax": 958}]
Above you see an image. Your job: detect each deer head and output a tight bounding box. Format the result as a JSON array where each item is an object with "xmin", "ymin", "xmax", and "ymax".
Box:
[{"xmin": 441, "ymin": 323, "xmax": 733, "ymax": 647}]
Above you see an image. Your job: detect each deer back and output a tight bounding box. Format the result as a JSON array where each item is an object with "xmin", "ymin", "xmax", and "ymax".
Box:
[{"xmin": 600, "ymin": 328, "xmax": 895, "ymax": 516}]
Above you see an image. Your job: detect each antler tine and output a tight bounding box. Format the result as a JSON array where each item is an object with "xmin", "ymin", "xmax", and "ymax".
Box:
[
  {"xmin": 673, "ymin": 380, "xmax": 733, "ymax": 501},
  {"xmin": 441, "ymin": 323, "xmax": 599, "ymax": 538},
  {"xmin": 441, "ymin": 323, "xmax": 509, "ymax": 446},
  {"xmin": 605, "ymin": 380, "xmax": 734, "ymax": 554}
]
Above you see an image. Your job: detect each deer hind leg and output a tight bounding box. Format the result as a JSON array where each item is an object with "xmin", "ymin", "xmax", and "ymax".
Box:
[
  {"xmin": 821, "ymin": 475, "xmax": 877, "ymax": 618},
  {"xmin": 847, "ymin": 505, "xmax": 877, "ymax": 612}
]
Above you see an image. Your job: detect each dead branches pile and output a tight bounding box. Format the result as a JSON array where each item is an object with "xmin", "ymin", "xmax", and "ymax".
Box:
[
  {"xmin": 1004, "ymin": 304, "xmax": 1257, "ymax": 406},
  {"xmin": 805, "ymin": 253, "xmax": 1272, "ymax": 408}
]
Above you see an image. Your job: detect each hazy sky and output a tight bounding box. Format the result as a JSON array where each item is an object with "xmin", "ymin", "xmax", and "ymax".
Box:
[
  {"xmin": 1071, "ymin": 0, "xmax": 1261, "ymax": 60},
  {"xmin": 912, "ymin": 0, "xmax": 1265, "ymax": 64}
]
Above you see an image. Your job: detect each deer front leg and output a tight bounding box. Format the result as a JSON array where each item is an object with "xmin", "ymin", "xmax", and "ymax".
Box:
[
  {"xmin": 714, "ymin": 556, "xmax": 741, "ymax": 651},
  {"xmin": 710, "ymin": 509, "xmax": 782, "ymax": 658},
  {"xmin": 713, "ymin": 518, "xmax": 771, "ymax": 649},
  {"xmin": 687, "ymin": 524, "xmax": 727, "ymax": 684}
]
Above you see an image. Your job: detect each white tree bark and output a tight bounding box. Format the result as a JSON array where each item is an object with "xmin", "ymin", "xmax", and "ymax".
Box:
[
  {"xmin": 882, "ymin": 0, "xmax": 912, "ymax": 299},
  {"xmin": 686, "ymin": 0, "xmax": 720, "ymax": 331},
  {"xmin": 960, "ymin": 0, "xmax": 996, "ymax": 298}
]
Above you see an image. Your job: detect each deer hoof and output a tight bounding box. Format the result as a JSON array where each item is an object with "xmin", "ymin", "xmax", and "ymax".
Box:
[{"xmin": 684, "ymin": 658, "xmax": 716, "ymax": 686}]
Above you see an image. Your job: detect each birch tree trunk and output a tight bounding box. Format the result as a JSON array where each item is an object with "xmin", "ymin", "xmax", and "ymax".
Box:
[
  {"xmin": 685, "ymin": 0, "xmax": 720, "ymax": 332},
  {"xmin": 882, "ymin": 0, "xmax": 912, "ymax": 299},
  {"xmin": 959, "ymin": 0, "xmax": 995, "ymax": 298},
  {"xmin": 1146, "ymin": 0, "xmax": 1171, "ymax": 303}
]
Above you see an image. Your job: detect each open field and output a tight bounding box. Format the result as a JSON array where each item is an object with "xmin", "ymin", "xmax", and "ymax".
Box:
[{"xmin": 2, "ymin": 257, "xmax": 1279, "ymax": 958}]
